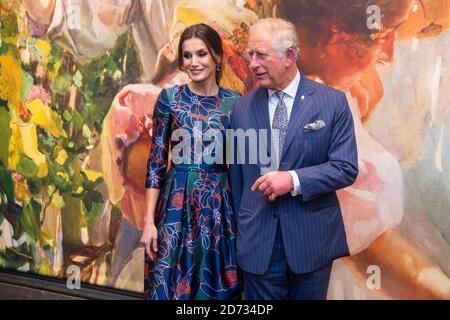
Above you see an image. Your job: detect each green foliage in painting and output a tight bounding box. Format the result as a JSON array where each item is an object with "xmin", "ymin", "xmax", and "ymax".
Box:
[
  {"xmin": 19, "ymin": 200, "xmax": 41, "ymax": 243},
  {"xmin": 16, "ymin": 156, "xmax": 38, "ymax": 179},
  {"xmin": 0, "ymin": 107, "xmax": 11, "ymax": 163},
  {"xmin": 0, "ymin": 165, "xmax": 20, "ymax": 230},
  {"xmin": 0, "ymin": 2, "xmax": 142, "ymax": 283},
  {"xmin": 0, "ymin": 8, "xmax": 18, "ymax": 38}
]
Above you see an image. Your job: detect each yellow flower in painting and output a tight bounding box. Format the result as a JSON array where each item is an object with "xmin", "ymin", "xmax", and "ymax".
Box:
[
  {"xmin": 56, "ymin": 171, "xmax": 69, "ymax": 181},
  {"xmin": 39, "ymin": 259, "xmax": 55, "ymax": 277},
  {"xmin": 82, "ymin": 170, "xmax": 103, "ymax": 182},
  {"xmin": 36, "ymin": 39, "xmax": 52, "ymax": 60},
  {"xmin": 10, "ymin": 122, "xmax": 49, "ymax": 178},
  {"xmin": 51, "ymin": 190, "xmax": 65, "ymax": 209},
  {"xmin": 26, "ymin": 99, "xmax": 67, "ymax": 138},
  {"xmin": 47, "ymin": 185, "xmax": 56, "ymax": 196},
  {"xmin": 14, "ymin": 178, "xmax": 32, "ymax": 202},
  {"xmin": 55, "ymin": 148, "xmax": 68, "ymax": 165},
  {"xmin": 48, "ymin": 60, "xmax": 62, "ymax": 84},
  {"xmin": 8, "ymin": 122, "xmax": 22, "ymax": 170},
  {"xmin": 73, "ymin": 186, "xmax": 84, "ymax": 195},
  {"xmin": 0, "ymin": 53, "xmax": 22, "ymax": 107}
]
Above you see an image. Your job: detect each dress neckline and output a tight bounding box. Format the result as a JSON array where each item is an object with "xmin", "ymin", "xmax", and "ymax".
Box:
[{"xmin": 185, "ymin": 83, "xmax": 221, "ymax": 98}]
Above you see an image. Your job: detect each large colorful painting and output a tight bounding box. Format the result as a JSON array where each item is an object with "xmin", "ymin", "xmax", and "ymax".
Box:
[{"xmin": 0, "ymin": 0, "xmax": 449, "ymax": 298}]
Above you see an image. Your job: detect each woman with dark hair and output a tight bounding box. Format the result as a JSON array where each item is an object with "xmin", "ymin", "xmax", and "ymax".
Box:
[{"xmin": 140, "ymin": 23, "xmax": 241, "ymax": 300}]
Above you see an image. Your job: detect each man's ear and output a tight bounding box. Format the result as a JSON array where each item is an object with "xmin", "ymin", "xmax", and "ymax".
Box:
[{"xmin": 285, "ymin": 48, "xmax": 297, "ymax": 67}]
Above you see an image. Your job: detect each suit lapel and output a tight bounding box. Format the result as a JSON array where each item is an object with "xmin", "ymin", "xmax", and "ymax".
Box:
[
  {"xmin": 252, "ymin": 88, "xmax": 272, "ymax": 163},
  {"xmin": 281, "ymin": 75, "xmax": 316, "ymax": 161},
  {"xmin": 253, "ymin": 87, "xmax": 270, "ymax": 131}
]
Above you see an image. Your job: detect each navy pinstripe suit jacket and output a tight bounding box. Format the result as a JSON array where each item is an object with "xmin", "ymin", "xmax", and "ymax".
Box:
[{"xmin": 230, "ymin": 75, "xmax": 358, "ymax": 275}]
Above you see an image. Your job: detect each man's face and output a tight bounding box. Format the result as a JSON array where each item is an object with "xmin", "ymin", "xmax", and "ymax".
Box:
[{"xmin": 247, "ymin": 31, "xmax": 289, "ymax": 91}]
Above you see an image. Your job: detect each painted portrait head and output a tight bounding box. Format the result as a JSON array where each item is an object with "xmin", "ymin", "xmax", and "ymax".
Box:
[{"xmin": 276, "ymin": 0, "xmax": 415, "ymax": 89}]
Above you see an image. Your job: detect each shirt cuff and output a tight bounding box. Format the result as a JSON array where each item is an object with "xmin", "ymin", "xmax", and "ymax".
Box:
[{"xmin": 289, "ymin": 170, "xmax": 301, "ymax": 196}]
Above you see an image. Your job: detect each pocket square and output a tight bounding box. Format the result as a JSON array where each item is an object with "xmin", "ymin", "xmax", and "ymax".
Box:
[{"xmin": 304, "ymin": 120, "xmax": 326, "ymax": 131}]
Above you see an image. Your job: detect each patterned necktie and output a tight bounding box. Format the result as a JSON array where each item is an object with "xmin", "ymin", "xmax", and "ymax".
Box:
[{"xmin": 272, "ymin": 91, "xmax": 288, "ymax": 165}]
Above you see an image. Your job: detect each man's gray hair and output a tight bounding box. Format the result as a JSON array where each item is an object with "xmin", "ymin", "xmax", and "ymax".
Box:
[{"xmin": 250, "ymin": 18, "xmax": 300, "ymax": 58}]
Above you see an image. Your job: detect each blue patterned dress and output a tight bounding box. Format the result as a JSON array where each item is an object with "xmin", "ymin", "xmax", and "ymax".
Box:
[{"xmin": 144, "ymin": 84, "xmax": 241, "ymax": 300}]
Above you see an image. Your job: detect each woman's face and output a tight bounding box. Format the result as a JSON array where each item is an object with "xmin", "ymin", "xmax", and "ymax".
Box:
[
  {"xmin": 181, "ymin": 37, "xmax": 218, "ymax": 85},
  {"xmin": 298, "ymin": 0, "xmax": 414, "ymax": 90}
]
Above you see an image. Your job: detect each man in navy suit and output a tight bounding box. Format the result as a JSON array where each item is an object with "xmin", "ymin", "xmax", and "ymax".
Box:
[{"xmin": 230, "ymin": 18, "xmax": 358, "ymax": 300}]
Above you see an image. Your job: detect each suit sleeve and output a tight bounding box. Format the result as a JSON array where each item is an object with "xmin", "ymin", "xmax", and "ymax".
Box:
[{"xmin": 295, "ymin": 92, "xmax": 358, "ymax": 202}]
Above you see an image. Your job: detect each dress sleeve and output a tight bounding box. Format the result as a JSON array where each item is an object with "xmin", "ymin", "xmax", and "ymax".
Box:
[{"xmin": 145, "ymin": 88, "xmax": 171, "ymax": 189}]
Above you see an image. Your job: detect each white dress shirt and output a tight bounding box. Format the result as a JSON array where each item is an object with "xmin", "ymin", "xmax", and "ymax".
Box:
[{"xmin": 267, "ymin": 70, "xmax": 302, "ymax": 196}]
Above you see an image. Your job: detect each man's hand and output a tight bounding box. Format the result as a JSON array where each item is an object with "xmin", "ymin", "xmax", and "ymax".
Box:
[{"xmin": 251, "ymin": 171, "xmax": 293, "ymax": 201}]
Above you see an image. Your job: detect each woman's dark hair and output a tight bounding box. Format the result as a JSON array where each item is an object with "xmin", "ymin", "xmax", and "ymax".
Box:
[{"xmin": 178, "ymin": 23, "xmax": 224, "ymax": 85}]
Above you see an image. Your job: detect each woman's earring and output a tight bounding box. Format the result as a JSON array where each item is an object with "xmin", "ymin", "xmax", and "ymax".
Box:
[{"xmin": 216, "ymin": 64, "xmax": 221, "ymax": 72}]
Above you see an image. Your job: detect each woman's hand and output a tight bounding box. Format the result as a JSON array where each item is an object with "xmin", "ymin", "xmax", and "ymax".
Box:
[{"xmin": 141, "ymin": 224, "xmax": 159, "ymax": 260}]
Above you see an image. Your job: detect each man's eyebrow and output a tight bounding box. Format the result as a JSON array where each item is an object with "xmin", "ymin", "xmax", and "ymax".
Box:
[{"xmin": 248, "ymin": 48, "xmax": 267, "ymax": 55}]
